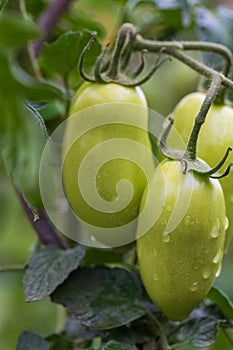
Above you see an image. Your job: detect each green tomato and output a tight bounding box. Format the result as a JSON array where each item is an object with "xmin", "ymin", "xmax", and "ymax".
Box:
[
  {"xmin": 137, "ymin": 160, "xmax": 226, "ymax": 321},
  {"xmin": 167, "ymin": 93, "xmax": 233, "ymax": 250},
  {"xmin": 62, "ymin": 82, "xmax": 154, "ymax": 247}
]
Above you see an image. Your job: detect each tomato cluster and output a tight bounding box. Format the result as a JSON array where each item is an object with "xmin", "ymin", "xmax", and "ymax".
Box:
[{"xmin": 63, "ymin": 82, "xmax": 232, "ymax": 321}]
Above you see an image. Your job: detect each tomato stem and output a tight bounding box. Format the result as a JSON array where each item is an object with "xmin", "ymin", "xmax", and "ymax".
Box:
[
  {"xmin": 107, "ymin": 23, "xmax": 137, "ymax": 81},
  {"xmin": 185, "ymin": 75, "xmax": 222, "ymax": 160},
  {"xmin": 143, "ymin": 307, "xmax": 172, "ymax": 350},
  {"xmin": 135, "ymin": 36, "xmax": 233, "ymax": 80}
]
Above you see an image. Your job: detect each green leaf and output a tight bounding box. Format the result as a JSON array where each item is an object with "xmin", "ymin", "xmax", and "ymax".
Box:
[
  {"xmin": 40, "ymin": 31, "xmax": 83, "ymax": 77},
  {"xmin": 16, "ymin": 331, "xmax": 49, "ymax": 350},
  {"xmin": 46, "ymin": 334, "xmax": 74, "ymax": 350},
  {"xmin": 52, "ymin": 266, "xmax": 147, "ymax": 330},
  {"xmin": 0, "ymin": 11, "xmax": 39, "ymax": 48},
  {"xmin": 24, "ymin": 245, "xmax": 86, "ymax": 302},
  {"xmin": 184, "ymin": 317, "xmax": 219, "ymax": 348},
  {"xmin": 0, "ymin": 97, "xmax": 47, "ymax": 208},
  {"xmin": 207, "ymin": 286, "xmax": 233, "ymax": 320},
  {"xmin": 104, "ymin": 340, "xmax": 123, "ymax": 350},
  {"xmin": 39, "ymin": 30, "xmax": 101, "ymax": 80}
]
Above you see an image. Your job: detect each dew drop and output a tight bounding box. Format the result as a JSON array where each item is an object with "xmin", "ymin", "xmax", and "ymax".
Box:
[
  {"xmin": 162, "ymin": 232, "xmax": 170, "ymax": 243},
  {"xmin": 202, "ymin": 268, "xmax": 212, "ymax": 280},
  {"xmin": 152, "ymin": 273, "xmax": 159, "ymax": 281},
  {"xmin": 190, "ymin": 282, "xmax": 198, "ymax": 292},
  {"xmin": 215, "ymin": 264, "xmax": 222, "ymax": 277},
  {"xmin": 213, "ymin": 251, "xmax": 221, "ymax": 264},
  {"xmin": 210, "ymin": 228, "xmax": 220, "ymax": 239},
  {"xmin": 225, "ymin": 216, "xmax": 229, "ymax": 231}
]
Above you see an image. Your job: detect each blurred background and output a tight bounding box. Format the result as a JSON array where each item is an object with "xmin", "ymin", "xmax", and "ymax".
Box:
[{"xmin": 1, "ymin": 0, "xmax": 233, "ymax": 349}]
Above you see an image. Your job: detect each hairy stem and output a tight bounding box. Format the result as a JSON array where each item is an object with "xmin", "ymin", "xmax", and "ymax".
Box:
[
  {"xmin": 135, "ymin": 37, "xmax": 233, "ymax": 77},
  {"xmin": 135, "ymin": 36, "xmax": 233, "ymax": 90},
  {"xmin": 185, "ymin": 75, "xmax": 222, "ymax": 160}
]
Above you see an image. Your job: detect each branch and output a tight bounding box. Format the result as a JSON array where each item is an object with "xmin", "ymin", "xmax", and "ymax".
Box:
[
  {"xmin": 16, "ymin": 190, "xmax": 68, "ymax": 250},
  {"xmin": 32, "ymin": 0, "xmax": 73, "ymax": 57},
  {"xmin": 134, "ymin": 36, "xmax": 233, "ymax": 90}
]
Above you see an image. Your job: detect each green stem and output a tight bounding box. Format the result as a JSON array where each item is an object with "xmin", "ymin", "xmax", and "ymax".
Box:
[
  {"xmin": 135, "ymin": 37, "xmax": 233, "ymax": 78},
  {"xmin": 107, "ymin": 23, "xmax": 137, "ymax": 80},
  {"xmin": 142, "ymin": 306, "xmax": 171, "ymax": 350},
  {"xmin": 134, "ymin": 36, "xmax": 233, "ymax": 91},
  {"xmin": 0, "ymin": 264, "xmax": 25, "ymax": 273},
  {"xmin": 185, "ymin": 75, "xmax": 222, "ymax": 160}
]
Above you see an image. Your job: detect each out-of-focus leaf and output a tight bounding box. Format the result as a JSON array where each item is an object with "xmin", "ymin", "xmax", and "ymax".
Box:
[
  {"xmin": 64, "ymin": 7, "xmax": 106, "ymax": 40},
  {"xmin": 0, "ymin": 11, "xmax": 39, "ymax": 48},
  {"xmin": 104, "ymin": 340, "xmax": 123, "ymax": 350},
  {"xmin": 46, "ymin": 334, "xmax": 74, "ymax": 350},
  {"xmin": 16, "ymin": 331, "xmax": 49, "ymax": 350},
  {"xmin": 0, "ymin": 96, "xmax": 47, "ymax": 208},
  {"xmin": 52, "ymin": 266, "xmax": 147, "ymax": 330},
  {"xmin": 40, "ymin": 30, "xmax": 101, "ymax": 81},
  {"xmin": 195, "ymin": 7, "xmax": 231, "ymax": 71},
  {"xmin": 40, "ymin": 31, "xmax": 83, "ymax": 77},
  {"xmin": 207, "ymin": 286, "xmax": 233, "ymax": 320},
  {"xmin": 0, "ymin": 0, "xmax": 7, "ymax": 11},
  {"xmin": 24, "ymin": 245, "xmax": 86, "ymax": 302}
]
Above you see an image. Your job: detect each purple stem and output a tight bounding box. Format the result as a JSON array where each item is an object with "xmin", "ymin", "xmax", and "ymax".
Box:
[
  {"xmin": 32, "ymin": 0, "xmax": 73, "ymax": 57},
  {"xmin": 17, "ymin": 190, "xmax": 68, "ymax": 250}
]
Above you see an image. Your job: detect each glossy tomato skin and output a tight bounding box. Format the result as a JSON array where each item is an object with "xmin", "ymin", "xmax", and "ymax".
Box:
[
  {"xmin": 167, "ymin": 92, "xmax": 233, "ymax": 250},
  {"xmin": 62, "ymin": 82, "xmax": 154, "ymax": 246},
  {"xmin": 137, "ymin": 160, "xmax": 226, "ymax": 321}
]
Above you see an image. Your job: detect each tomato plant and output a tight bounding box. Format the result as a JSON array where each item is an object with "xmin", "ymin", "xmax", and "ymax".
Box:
[{"xmin": 1, "ymin": 1, "xmax": 233, "ymax": 350}]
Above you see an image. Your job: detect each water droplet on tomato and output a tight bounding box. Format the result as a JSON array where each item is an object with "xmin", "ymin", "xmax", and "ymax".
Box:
[
  {"xmin": 184, "ymin": 215, "xmax": 191, "ymax": 226},
  {"xmin": 213, "ymin": 251, "xmax": 221, "ymax": 264},
  {"xmin": 225, "ymin": 216, "xmax": 229, "ymax": 230},
  {"xmin": 162, "ymin": 232, "xmax": 170, "ymax": 243},
  {"xmin": 202, "ymin": 268, "xmax": 212, "ymax": 280},
  {"xmin": 152, "ymin": 273, "xmax": 159, "ymax": 281},
  {"xmin": 189, "ymin": 282, "xmax": 198, "ymax": 292},
  {"xmin": 215, "ymin": 264, "xmax": 222, "ymax": 277}
]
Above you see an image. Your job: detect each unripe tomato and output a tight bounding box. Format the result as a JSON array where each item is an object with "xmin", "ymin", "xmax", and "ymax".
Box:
[
  {"xmin": 137, "ymin": 160, "xmax": 226, "ymax": 321},
  {"xmin": 167, "ymin": 93, "xmax": 233, "ymax": 250},
  {"xmin": 62, "ymin": 82, "xmax": 154, "ymax": 247}
]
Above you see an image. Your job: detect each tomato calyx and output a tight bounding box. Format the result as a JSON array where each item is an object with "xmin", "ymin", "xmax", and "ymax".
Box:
[
  {"xmin": 160, "ymin": 116, "xmax": 233, "ymax": 179},
  {"xmin": 78, "ymin": 23, "xmax": 170, "ymax": 86}
]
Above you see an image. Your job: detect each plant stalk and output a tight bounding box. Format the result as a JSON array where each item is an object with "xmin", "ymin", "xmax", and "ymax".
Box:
[{"xmin": 185, "ymin": 75, "xmax": 222, "ymax": 160}]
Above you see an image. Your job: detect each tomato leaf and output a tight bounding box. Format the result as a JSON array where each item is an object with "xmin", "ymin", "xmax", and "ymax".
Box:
[
  {"xmin": 207, "ymin": 286, "xmax": 233, "ymax": 320},
  {"xmin": 183, "ymin": 317, "xmax": 219, "ymax": 347},
  {"xmin": 24, "ymin": 245, "xmax": 86, "ymax": 302},
  {"xmin": 16, "ymin": 331, "xmax": 49, "ymax": 350},
  {"xmin": 39, "ymin": 31, "xmax": 83, "ymax": 78},
  {"xmin": 39, "ymin": 30, "xmax": 101, "ymax": 79},
  {"xmin": 51, "ymin": 266, "xmax": 147, "ymax": 330},
  {"xmin": 46, "ymin": 334, "xmax": 75, "ymax": 350},
  {"xmin": 0, "ymin": 97, "xmax": 47, "ymax": 208},
  {"xmin": 0, "ymin": 11, "xmax": 39, "ymax": 49},
  {"xmin": 104, "ymin": 340, "xmax": 123, "ymax": 350}
]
